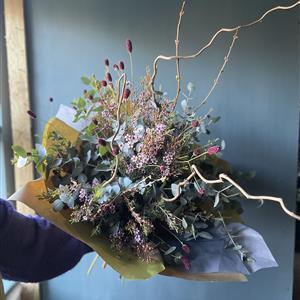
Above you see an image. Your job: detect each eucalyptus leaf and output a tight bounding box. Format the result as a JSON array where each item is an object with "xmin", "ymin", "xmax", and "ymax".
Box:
[
  {"xmin": 233, "ymin": 245, "xmax": 243, "ymax": 251},
  {"xmin": 81, "ymin": 76, "xmax": 91, "ymax": 85},
  {"xmin": 195, "ymin": 222, "xmax": 208, "ymax": 229},
  {"xmin": 181, "ymin": 99, "xmax": 188, "ymax": 111},
  {"xmin": 164, "ymin": 246, "xmax": 177, "ymax": 256},
  {"xmin": 214, "ymin": 192, "xmax": 220, "ymax": 208},
  {"xmin": 72, "ymin": 165, "xmax": 84, "ymax": 177},
  {"xmin": 12, "ymin": 145, "xmax": 27, "ymax": 158},
  {"xmin": 78, "ymin": 173, "xmax": 88, "ymax": 184},
  {"xmin": 200, "ymin": 122, "xmax": 206, "ymax": 134},
  {"xmin": 187, "ymin": 82, "xmax": 195, "ymax": 94},
  {"xmin": 85, "ymin": 150, "xmax": 92, "ymax": 164},
  {"xmin": 52, "ymin": 199, "xmax": 64, "ymax": 212},
  {"xmin": 171, "ymin": 183, "xmax": 180, "ymax": 197},
  {"xmin": 72, "ymin": 156, "xmax": 80, "ymax": 166},
  {"xmin": 51, "ymin": 158, "xmax": 63, "ymax": 168},
  {"xmin": 182, "ymin": 217, "xmax": 188, "ymax": 229},
  {"xmin": 16, "ymin": 156, "xmax": 28, "ymax": 168},
  {"xmin": 198, "ymin": 231, "xmax": 213, "ymax": 240},
  {"xmin": 221, "ymin": 140, "xmax": 226, "ymax": 150},
  {"xmin": 35, "ymin": 143, "xmax": 47, "ymax": 157}
]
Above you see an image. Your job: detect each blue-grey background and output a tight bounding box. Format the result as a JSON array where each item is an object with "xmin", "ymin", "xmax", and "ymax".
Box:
[{"xmin": 24, "ymin": 0, "xmax": 299, "ymax": 299}]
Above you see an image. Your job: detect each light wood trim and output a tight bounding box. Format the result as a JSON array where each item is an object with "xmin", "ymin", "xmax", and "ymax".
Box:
[
  {"xmin": 4, "ymin": 0, "xmax": 34, "ymax": 215},
  {"xmin": 4, "ymin": 1, "xmax": 40, "ymax": 299}
]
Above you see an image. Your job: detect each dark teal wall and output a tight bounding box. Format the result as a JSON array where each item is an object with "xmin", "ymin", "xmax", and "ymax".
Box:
[{"xmin": 24, "ymin": 1, "xmax": 299, "ymax": 299}]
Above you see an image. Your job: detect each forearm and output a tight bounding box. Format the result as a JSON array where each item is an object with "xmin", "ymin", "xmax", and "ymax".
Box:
[{"xmin": 0, "ymin": 199, "xmax": 92, "ymax": 282}]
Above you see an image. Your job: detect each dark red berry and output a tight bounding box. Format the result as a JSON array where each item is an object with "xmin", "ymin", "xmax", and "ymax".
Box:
[
  {"xmin": 119, "ymin": 61, "xmax": 125, "ymax": 70},
  {"xmin": 101, "ymin": 80, "xmax": 107, "ymax": 87},
  {"xmin": 104, "ymin": 58, "xmax": 109, "ymax": 66},
  {"xmin": 113, "ymin": 64, "xmax": 119, "ymax": 71},
  {"xmin": 98, "ymin": 138, "xmax": 107, "ymax": 146},
  {"xmin": 123, "ymin": 88, "xmax": 131, "ymax": 99},
  {"xmin": 126, "ymin": 39, "xmax": 133, "ymax": 53},
  {"xmin": 182, "ymin": 244, "xmax": 190, "ymax": 254},
  {"xmin": 93, "ymin": 119, "xmax": 98, "ymax": 125},
  {"xmin": 112, "ymin": 146, "xmax": 119, "ymax": 156},
  {"xmin": 27, "ymin": 110, "xmax": 37, "ymax": 119},
  {"xmin": 88, "ymin": 95, "xmax": 93, "ymax": 100},
  {"xmin": 106, "ymin": 72, "xmax": 112, "ymax": 82}
]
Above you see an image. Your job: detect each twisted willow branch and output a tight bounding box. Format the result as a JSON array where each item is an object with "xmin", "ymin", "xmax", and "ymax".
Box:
[
  {"xmin": 162, "ymin": 164, "xmax": 300, "ymax": 221},
  {"xmin": 102, "ymin": 73, "xmax": 126, "ymax": 188},
  {"xmin": 150, "ymin": 0, "xmax": 300, "ymax": 107}
]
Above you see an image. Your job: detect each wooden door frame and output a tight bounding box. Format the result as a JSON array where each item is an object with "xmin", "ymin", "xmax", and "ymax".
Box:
[{"xmin": 3, "ymin": 0, "xmax": 40, "ymax": 299}]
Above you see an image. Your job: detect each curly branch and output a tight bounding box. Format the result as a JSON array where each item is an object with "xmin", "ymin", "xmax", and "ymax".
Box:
[
  {"xmin": 163, "ymin": 164, "xmax": 300, "ymax": 222},
  {"xmin": 150, "ymin": 0, "xmax": 300, "ymax": 105},
  {"xmin": 102, "ymin": 73, "xmax": 126, "ymax": 188}
]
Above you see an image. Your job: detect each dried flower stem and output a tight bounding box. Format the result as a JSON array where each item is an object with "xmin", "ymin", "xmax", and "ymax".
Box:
[
  {"xmin": 163, "ymin": 164, "xmax": 300, "ymax": 221},
  {"xmin": 129, "ymin": 53, "xmax": 133, "ymax": 84},
  {"xmin": 150, "ymin": 0, "xmax": 300, "ymax": 107}
]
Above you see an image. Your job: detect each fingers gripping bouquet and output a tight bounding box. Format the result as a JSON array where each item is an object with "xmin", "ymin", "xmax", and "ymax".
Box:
[{"xmin": 10, "ymin": 1, "xmax": 300, "ymax": 281}]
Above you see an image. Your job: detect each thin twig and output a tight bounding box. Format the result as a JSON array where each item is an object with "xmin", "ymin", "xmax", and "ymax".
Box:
[
  {"xmin": 194, "ymin": 28, "xmax": 239, "ymax": 112},
  {"xmin": 150, "ymin": 1, "xmax": 300, "ymax": 102},
  {"xmin": 173, "ymin": 1, "xmax": 186, "ymax": 109}
]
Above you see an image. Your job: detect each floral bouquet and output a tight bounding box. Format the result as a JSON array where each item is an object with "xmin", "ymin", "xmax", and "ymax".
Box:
[{"xmin": 10, "ymin": 1, "xmax": 300, "ymax": 281}]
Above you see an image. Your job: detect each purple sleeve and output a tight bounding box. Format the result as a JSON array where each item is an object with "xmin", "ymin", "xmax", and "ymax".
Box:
[{"xmin": 0, "ymin": 198, "xmax": 93, "ymax": 282}]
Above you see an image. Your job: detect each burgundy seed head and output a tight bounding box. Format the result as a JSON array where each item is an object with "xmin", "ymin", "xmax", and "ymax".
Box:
[
  {"xmin": 123, "ymin": 88, "xmax": 131, "ymax": 99},
  {"xmin": 27, "ymin": 110, "xmax": 37, "ymax": 119},
  {"xmin": 98, "ymin": 138, "xmax": 107, "ymax": 146},
  {"xmin": 113, "ymin": 64, "xmax": 119, "ymax": 71},
  {"xmin": 191, "ymin": 120, "xmax": 199, "ymax": 128},
  {"xmin": 104, "ymin": 58, "xmax": 109, "ymax": 66},
  {"xmin": 112, "ymin": 146, "xmax": 119, "ymax": 156},
  {"xmin": 126, "ymin": 39, "xmax": 133, "ymax": 53},
  {"xmin": 181, "ymin": 256, "xmax": 191, "ymax": 271},
  {"xmin": 101, "ymin": 80, "xmax": 107, "ymax": 87},
  {"xmin": 193, "ymin": 148, "xmax": 201, "ymax": 157},
  {"xmin": 106, "ymin": 72, "xmax": 112, "ymax": 82},
  {"xmin": 88, "ymin": 95, "xmax": 93, "ymax": 100},
  {"xmin": 182, "ymin": 244, "xmax": 190, "ymax": 254},
  {"xmin": 119, "ymin": 61, "xmax": 125, "ymax": 70},
  {"xmin": 92, "ymin": 119, "xmax": 98, "ymax": 125}
]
